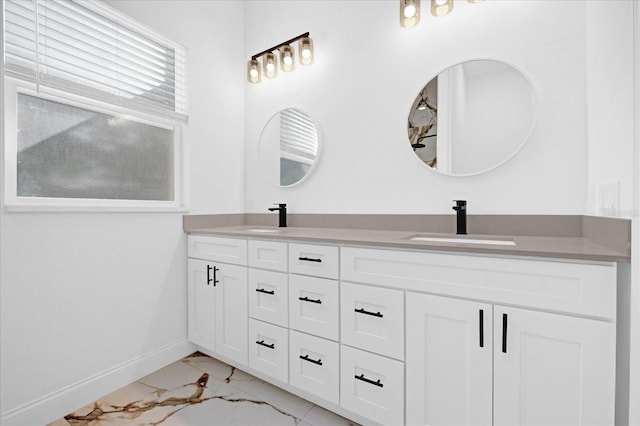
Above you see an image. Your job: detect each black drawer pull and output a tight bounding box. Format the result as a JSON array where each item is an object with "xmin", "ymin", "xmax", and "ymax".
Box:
[
  {"xmin": 255, "ymin": 288, "xmax": 275, "ymax": 295},
  {"xmin": 298, "ymin": 296, "xmax": 322, "ymax": 304},
  {"xmin": 355, "ymin": 374, "xmax": 383, "ymax": 388},
  {"xmin": 298, "ymin": 256, "xmax": 322, "ymax": 263},
  {"xmin": 299, "ymin": 354, "xmax": 323, "ymax": 366},
  {"xmin": 355, "ymin": 308, "xmax": 383, "ymax": 318},
  {"xmin": 502, "ymin": 313, "xmax": 508, "ymax": 353},
  {"xmin": 207, "ymin": 265, "xmax": 213, "ymax": 285},
  {"xmin": 479, "ymin": 309, "xmax": 484, "ymax": 348},
  {"xmin": 255, "ymin": 340, "xmax": 275, "ymax": 349}
]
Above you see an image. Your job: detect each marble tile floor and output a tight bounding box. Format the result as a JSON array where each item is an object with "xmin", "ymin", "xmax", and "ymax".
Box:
[{"xmin": 49, "ymin": 352, "xmax": 358, "ymax": 426}]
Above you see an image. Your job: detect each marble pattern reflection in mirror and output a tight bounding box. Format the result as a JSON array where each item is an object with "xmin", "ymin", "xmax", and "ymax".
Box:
[
  {"xmin": 408, "ymin": 60, "xmax": 535, "ymax": 176},
  {"xmin": 259, "ymin": 108, "xmax": 320, "ymax": 187}
]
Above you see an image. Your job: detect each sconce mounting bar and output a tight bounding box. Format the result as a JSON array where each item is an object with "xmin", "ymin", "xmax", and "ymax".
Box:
[{"xmin": 251, "ymin": 32, "xmax": 310, "ymax": 60}]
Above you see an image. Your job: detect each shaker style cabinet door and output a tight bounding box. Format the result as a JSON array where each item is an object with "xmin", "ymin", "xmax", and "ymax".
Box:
[
  {"xmin": 187, "ymin": 258, "xmax": 216, "ymax": 351},
  {"xmin": 493, "ymin": 306, "xmax": 615, "ymax": 426},
  {"xmin": 406, "ymin": 293, "xmax": 493, "ymax": 426},
  {"xmin": 214, "ymin": 263, "xmax": 248, "ymax": 365}
]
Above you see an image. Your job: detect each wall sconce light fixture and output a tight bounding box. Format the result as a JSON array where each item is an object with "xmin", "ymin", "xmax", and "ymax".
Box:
[
  {"xmin": 400, "ymin": 0, "xmax": 482, "ymax": 27},
  {"xmin": 400, "ymin": 0, "xmax": 420, "ymax": 28},
  {"xmin": 431, "ymin": 0, "xmax": 454, "ymax": 17},
  {"xmin": 247, "ymin": 32, "xmax": 314, "ymax": 83}
]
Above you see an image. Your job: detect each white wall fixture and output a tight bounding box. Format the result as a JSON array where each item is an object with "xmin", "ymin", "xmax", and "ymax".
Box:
[{"xmin": 247, "ymin": 32, "xmax": 314, "ymax": 84}]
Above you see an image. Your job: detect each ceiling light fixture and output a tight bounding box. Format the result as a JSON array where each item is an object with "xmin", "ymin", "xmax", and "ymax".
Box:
[{"xmin": 247, "ymin": 32, "xmax": 313, "ymax": 84}]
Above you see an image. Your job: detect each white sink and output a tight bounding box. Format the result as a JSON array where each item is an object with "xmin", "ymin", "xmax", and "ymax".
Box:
[
  {"xmin": 247, "ymin": 228, "xmax": 280, "ymax": 233},
  {"xmin": 409, "ymin": 236, "xmax": 516, "ymax": 246}
]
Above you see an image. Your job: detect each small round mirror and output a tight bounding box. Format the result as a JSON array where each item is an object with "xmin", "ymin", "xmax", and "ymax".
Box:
[
  {"xmin": 259, "ymin": 108, "xmax": 320, "ymax": 187},
  {"xmin": 408, "ymin": 60, "xmax": 535, "ymax": 176}
]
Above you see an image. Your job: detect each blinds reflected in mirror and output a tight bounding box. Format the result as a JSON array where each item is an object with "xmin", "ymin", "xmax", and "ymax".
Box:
[{"xmin": 279, "ymin": 108, "xmax": 318, "ymax": 166}]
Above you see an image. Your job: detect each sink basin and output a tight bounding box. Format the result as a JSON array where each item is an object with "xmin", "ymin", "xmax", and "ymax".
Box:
[
  {"xmin": 409, "ymin": 236, "xmax": 516, "ymax": 246},
  {"xmin": 246, "ymin": 228, "xmax": 279, "ymax": 233}
]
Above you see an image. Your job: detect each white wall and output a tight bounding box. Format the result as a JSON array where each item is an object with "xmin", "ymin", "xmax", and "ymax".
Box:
[
  {"xmin": 244, "ymin": 0, "xmax": 590, "ymax": 215},
  {"xmin": 586, "ymin": 1, "xmax": 635, "ymax": 217},
  {"xmin": 0, "ymin": 1, "xmax": 245, "ymax": 425}
]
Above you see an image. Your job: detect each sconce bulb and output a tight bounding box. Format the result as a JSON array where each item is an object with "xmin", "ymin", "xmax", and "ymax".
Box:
[
  {"xmin": 431, "ymin": 0, "xmax": 453, "ymax": 17},
  {"xmin": 283, "ymin": 56, "xmax": 293, "ymax": 66},
  {"xmin": 400, "ymin": 0, "xmax": 420, "ymax": 28},
  {"xmin": 299, "ymin": 37, "xmax": 314, "ymax": 66},
  {"xmin": 403, "ymin": 4, "xmax": 416, "ymax": 18},
  {"xmin": 267, "ymin": 63, "xmax": 275, "ymax": 72},
  {"xmin": 418, "ymin": 104, "xmax": 427, "ymax": 111},
  {"xmin": 250, "ymin": 69, "xmax": 258, "ymax": 78}
]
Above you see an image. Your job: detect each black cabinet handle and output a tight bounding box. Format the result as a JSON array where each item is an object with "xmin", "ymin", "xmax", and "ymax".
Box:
[
  {"xmin": 255, "ymin": 340, "xmax": 275, "ymax": 349},
  {"xmin": 479, "ymin": 309, "xmax": 484, "ymax": 348},
  {"xmin": 502, "ymin": 313, "xmax": 508, "ymax": 353},
  {"xmin": 354, "ymin": 374, "xmax": 383, "ymax": 388},
  {"xmin": 298, "ymin": 296, "xmax": 322, "ymax": 304},
  {"xmin": 212, "ymin": 266, "xmax": 219, "ymax": 286},
  {"xmin": 298, "ymin": 256, "xmax": 322, "ymax": 263},
  {"xmin": 355, "ymin": 308, "xmax": 383, "ymax": 318},
  {"xmin": 207, "ymin": 265, "xmax": 213, "ymax": 285},
  {"xmin": 299, "ymin": 354, "xmax": 323, "ymax": 366},
  {"xmin": 255, "ymin": 288, "xmax": 275, "ymax": 295}
]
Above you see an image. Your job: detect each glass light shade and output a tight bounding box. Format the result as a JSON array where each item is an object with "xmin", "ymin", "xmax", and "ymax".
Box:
[
  {"xmin": 299, "ymin": 37, "xmax": 314, "ymax": 66},
  {"xmin": 263, "ymin": 52, "xmax": 278, "ymax": 78},
  {"xmin": 431, "ymin": 0, "xmax": 453, "ymax": 17},
  {"xmin": 247, "ymin": 59, "xmax": 261, "ymax": 83},
  {"xmin": 400, "ymin": 0, "xmax": 420, "ymax": 28},
  {"xmin": 280, "ymin": 45, "xmax": 295, "ymax": 72}
]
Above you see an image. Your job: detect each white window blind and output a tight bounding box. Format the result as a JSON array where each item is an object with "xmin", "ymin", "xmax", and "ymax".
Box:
[
  {"xmin": 280, "ymin": 108, "xmax": 318, "ymax": 165},
  {"xmin": 3, "ymin": 0, "xmax": 187, "ymax": 121}
]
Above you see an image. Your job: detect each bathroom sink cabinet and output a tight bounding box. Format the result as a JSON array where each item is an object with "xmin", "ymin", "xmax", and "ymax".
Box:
[
  {"xmin": 187, "ymin": 235, "xmax": 617, "ymax": 426},
  {"xmin": 187, "ymin": 236, "xmax": 249, "ymax": 365},
  {"xmin": 406, "ymin": 294, "xmax": 615, "ymax": 426}
]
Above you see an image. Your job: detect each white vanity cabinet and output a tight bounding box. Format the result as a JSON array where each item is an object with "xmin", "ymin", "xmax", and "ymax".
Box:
[
  {"xmin": 342, "ymin": 247, "xmax": 617, "ymax": 426},
  {"xmin": 187, "ymin": 235, "xmax": 618, "ymax": 426},
  {"xmin": 187, "ymin": 236, "xmax": 248, "ymax": 365}
]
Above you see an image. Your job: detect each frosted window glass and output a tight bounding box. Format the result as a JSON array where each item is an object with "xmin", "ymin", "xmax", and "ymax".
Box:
[{"xmin": 17, "ymin": 94, "xmax": 174, "ymax": 201}]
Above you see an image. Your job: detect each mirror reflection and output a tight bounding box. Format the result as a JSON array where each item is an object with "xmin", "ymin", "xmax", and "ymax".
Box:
[
  {"xmin": 408, "ymin": 60, "xmax": 534, "ymax": 176},
  {"xmin": 259, "ymin": 108, "xmax": 319, "ymax": 187}
]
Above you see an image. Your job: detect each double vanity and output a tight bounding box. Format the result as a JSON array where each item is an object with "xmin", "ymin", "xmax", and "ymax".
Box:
[{"xmin": 184, "ymin": 214, "xmax": 629, "ymax": 426}]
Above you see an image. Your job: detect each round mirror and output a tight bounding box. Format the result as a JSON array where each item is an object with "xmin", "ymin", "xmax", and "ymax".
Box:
[
  {"xmin": 259, "ymin": 108, "xmax": 320, "ymax": 187},
  {"xmin": 407, "ymin": 60, "xmax": 535, "ymax": 176}
]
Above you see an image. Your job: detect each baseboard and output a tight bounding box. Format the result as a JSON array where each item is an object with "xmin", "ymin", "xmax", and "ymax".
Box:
[{"xmin": 1, "ymin": 339, "xmax": 196, "ymax": 426}]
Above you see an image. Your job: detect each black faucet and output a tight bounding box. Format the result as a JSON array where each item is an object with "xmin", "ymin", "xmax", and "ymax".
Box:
[
  {"xmin": 452, "ymin": 200, "xmax": 467, "ymax": 235},
  {"xmin": 268, "ymin": 203, "xmax": 287, "ymax": 227}
]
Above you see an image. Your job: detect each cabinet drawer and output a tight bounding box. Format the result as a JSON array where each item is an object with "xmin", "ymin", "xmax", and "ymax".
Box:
[
  {"xmin": 248, "ymin": 319, "xmax": 288, "ymax": 383},
  {"xmin": 341, "ymin": 282, "xmax": 404, "ymax": 360},
  {"xmin": 341, "ymin": 246, "xmax": 617, "ymax": 320},
  {"xmin": 340, "ymin": 345, "xmax": 404, "ymax": 426},
  {"xmin": 188, "ymin": 235, "xmax": 247, "ymax": 265},
  {"xmin": 289, "ymin": 275, "xmax": 339, "ymax": 341},
  {"xmin": 249, "ymin": 269, "xmax": 288, "ymax": 327},
  {"xmin": 248, "ymin": 240, "xmax": 287, "ymax": 272},
  {"xmin": 289, "ymin": 243, "xmax": 339, "ymax": 279},
  {"xmin": 289, "ymin": 331, "xmax": 339, "ymax": 404}
]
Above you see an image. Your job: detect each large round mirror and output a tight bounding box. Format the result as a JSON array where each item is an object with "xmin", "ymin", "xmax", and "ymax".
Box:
[
  {"xmin": 408, "ymin": 60, "xmax": 535, "ymax": 176},
  {"xmin": 259, "ymin": 108, "xmax": 320, "ymax": 187}
]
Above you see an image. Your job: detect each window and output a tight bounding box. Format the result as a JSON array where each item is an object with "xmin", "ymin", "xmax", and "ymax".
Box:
[{"xmin": 3, "ymin": 0, "xmax": 188, "ymax": 210}]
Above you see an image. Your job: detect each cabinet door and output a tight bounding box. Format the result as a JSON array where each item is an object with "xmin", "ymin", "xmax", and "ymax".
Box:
[
  {"xmin": 187, "ymin": 258, "xmax": 216, "ymax": 351},
  {"xmin": 406, "ymin": 293, "xmax": 492, "ymax": 426},
  {"xmin": 214, "ymin": 263, "xmax": 248, "ymax": 365},
  {"xmin": 494, "ymin": 306, "xmax": 615, "ymax": 426}
]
